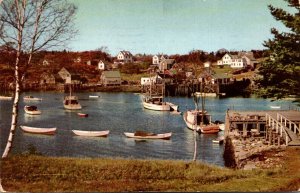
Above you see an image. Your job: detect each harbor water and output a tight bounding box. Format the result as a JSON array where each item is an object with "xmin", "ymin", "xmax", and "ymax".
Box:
[{"xmin": 0, "ymin": 92, "xmax": 297, "ymax": 166}]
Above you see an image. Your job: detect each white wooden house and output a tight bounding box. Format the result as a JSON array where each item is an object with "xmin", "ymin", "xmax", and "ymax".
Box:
[
  {"xmin": 116, "ymin": 50, "xmax": 133, "ymax": 64},
  {"xmin": 152, "ymin": 54, "xmax": 167, "ymax": 65},
  {"xmin": 98, "ymin": 60, "xmax": 106, "ymax": 70},
  {"xmin": 217, "ymin": 53, "xmax": 247, "ymax": 68}
]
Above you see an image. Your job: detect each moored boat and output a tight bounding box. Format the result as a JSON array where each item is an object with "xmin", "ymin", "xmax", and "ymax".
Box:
[
  {"xmin": 0, "ymin": 96, "xmax": 12, "ymax": 100},
  {"xmin": 77, "ymin": 113, "xmax": 88, "ymax": 117},
  {"xmin": 72, "ymin": 130, "xmax": 109, "ymax": 137},
  {"xmin": 20, "ymin": 125, "xmax": 56, "ymax": 135},
  {"xmin": 124, "ymin": 131, "xmax": 172, "ymax": 140},
  {"xmin": 24, "ymin": 105, "xmax": 41, "ymax": 115},
  {"xmin": 270, "ymin": 105, "xmax": 281, "ymax": 109},
  {"xmin": 212, "ymin": 136, "xmax": 225, "ymax": 144},
  {"xmin": 143, "ymin": 95, "xmax": 171, "ymax": 111},
  {"xmin": 183, "ymin": 91, "xmax": 220, "ymax": 134},
  {"xmin": 64, "ymin": 95, "xmax": 82, "ymax": 110},
  {"xmin": 89, "ymin": 95, "xmax": 100, "ymax": 98},
  {"xmin": 23, "ymin": 96, "xmax": 42, "ymax": 101}
]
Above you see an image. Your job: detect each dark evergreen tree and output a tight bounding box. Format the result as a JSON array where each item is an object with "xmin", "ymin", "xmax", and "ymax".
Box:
[{"xmin": 256, "ymin": 0, "xmax": 300, "ymax": 100}]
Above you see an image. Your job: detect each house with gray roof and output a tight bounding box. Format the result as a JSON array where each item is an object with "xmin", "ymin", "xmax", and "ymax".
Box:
[
  {"xmin": 116, "ymin": 50, "xmax": 133, "ymax": 64},
  {"xmin": 159, "ymin": 59, "xmax": 176, "ymax": 72},
  {"xmin": 100, "ymin": 70, "xmax": 121, "ymax": 86},
  {"xmin": 217, "ymin": 53, "xmax": 247, "ymax": 68}
]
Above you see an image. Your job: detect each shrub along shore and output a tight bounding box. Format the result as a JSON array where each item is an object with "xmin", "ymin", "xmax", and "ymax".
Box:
[{"xmin": 1, "ymin": 147, "xmax": 299, "ymax": 192}]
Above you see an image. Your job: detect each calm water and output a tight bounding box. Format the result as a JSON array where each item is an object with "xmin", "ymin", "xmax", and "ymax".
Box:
[{"xmin": 0, "ymin": 92, "xmax": 297, "ymax": 166}]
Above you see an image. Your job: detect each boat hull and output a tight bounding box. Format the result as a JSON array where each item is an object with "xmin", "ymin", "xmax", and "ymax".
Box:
[
  {"xmin": 20, "ymin": 126, "xmax": 56, "ymax": 135},
  {"xmin": 0, "ymin": 96, "xmax": 12, "ymax": 100},
  {"xmin": 183, "ymin": 111, "xmax": 220, "ymax": 134},
  {"xmin": 124, "ymin": 132, "xmax": 172, "ymax": 140},
  {"xmin": 77, "ymin": 113, "xmax": 88, "ymax": 117},
  {"xmin": 24, "ymin": 106, "xmax": 41, "ymax": 115},
  {"xmin": 142, "ymin": 101, "xmax": 171, "ymax": 111},
  {"xmin": 72, "ymin": 130, "xmax": 109, "ymax": 137}
]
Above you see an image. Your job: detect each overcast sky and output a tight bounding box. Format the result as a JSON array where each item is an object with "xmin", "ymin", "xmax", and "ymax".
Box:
[{"xmin": 69, "ymin": 0, "xmax": 294, "ymax": 55}]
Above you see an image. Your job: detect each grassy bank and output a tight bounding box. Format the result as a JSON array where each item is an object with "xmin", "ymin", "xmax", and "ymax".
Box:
[{"xmin": 1, "ymin": 147, "xmax": 299, "ymax": 192}]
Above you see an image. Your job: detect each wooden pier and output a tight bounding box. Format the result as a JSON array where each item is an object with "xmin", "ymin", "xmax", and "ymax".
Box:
[{"xmin": 225, "ymin": 110, "xmax": 300, "ymax": 146}]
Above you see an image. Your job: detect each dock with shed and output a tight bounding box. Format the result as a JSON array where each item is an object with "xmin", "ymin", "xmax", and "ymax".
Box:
[{"xmin": 224, "ymin": 110, "xmax": 300, "ymax": 168}]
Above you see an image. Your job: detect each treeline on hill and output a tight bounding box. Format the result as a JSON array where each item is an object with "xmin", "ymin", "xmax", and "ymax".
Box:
[{"xmin": 0, "ymin": 43, "xmax": 268, "ymax": 85}]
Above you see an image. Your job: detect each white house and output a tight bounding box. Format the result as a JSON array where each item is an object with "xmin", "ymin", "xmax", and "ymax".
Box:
[
  {"xmin": 141, "ymin": 75, "xmax": 162, "ymax": 86},
  {"xmin": 204, "ymin": 61, "xmax": 211, "ymax": 68},
  {"xmin": 98, "ymin": 60, "xmax": 106, "ymax": 70},
  {"xmin": 152, "ymin": 54, "xmax": 167, "ymax": 65},
  {"xmin": 217, "ymin": 53, "xmax": 247, "ymax": 68},
  {"xmin": 116, "ymin": 50, "xmax": 133, "ymax": 64}
]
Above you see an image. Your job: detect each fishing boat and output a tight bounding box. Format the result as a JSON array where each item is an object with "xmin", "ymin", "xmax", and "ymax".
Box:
[
  {"xmin": 142, "ymin": 73, "xmax": 178, "ymax": 112},
  {"xmin": 20, "ymin": 125, "xmax": 56, "ymax": 135},
  {"xmin": 0, "ymin": 96, "xmax": 12, "ymax": 100},
  {"xmin": 23, "ymin": 95, "xmax": 42, "ymax": 101},
  {"xmin": 72, "ymin": 130, "xmax": 109, "ymax": 137},
  {"xmin": 24, "ymin": 105, "xmax": 41, "ymax": 115},
  {"xmin": 64, "ymin": 85, "xmax": 82, "ymax": 110},
  {"xmin": 77, "ymin": 113, "xmax": 88, "ymax": 117},
  {"xmin": 183, "ymin": 91, "xmax": 220, "ymax": 134},
  {"xmin": 124, "ymin": 131, "xmax": 172, "ymax": 140},
  {"xmin": 212, "ymin": 136, "xmax": 225, "ymax": 144},
  {"xmin": 143, "ymin": 95, "xmax": 171, "ymax": 111}
]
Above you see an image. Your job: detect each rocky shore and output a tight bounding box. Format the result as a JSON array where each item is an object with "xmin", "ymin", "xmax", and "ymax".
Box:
[{"xmin": 224, "ymin": 131, "xmax": 287, "ymax": 170}]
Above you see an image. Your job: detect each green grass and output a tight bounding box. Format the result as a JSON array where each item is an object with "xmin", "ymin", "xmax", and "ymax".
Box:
[
  {"xmin": 1, "ymin": 147, "xmax": 300, "ymax": 192},
  {"xmin": 121, "ymin": 72, "xmax": 149, "ymax": 82}
]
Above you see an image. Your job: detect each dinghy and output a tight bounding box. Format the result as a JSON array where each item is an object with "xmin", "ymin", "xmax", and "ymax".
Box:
[
  {"xmin": 72, "ymin": 130, "xmax": 109, "ymax": 137},
  {"xmin": 20, "ymin": 125, "xmax": 56, "ymax": 135},
  {"xmin": 124, "ymin": 131, "xmax": 172, "ymax": 140}
]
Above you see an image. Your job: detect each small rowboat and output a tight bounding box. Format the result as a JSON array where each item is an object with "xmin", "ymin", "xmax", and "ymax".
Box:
[
  {"xmin": 20, "ymin": 125, "xmax": 56, "ymax": 135},
  {"xmin": 23, "ymin": 96, "xmax": 42, "ymax": 101},
  {"xmin": 124, "ymin": 131, "xmax": 172, "ymax": 140},
  {"xmin": 0, "ymin": 96, "xmax": 12, "ymax": 100},
  {"xmin": 72, "ymin": 130, "xmax": 109, "ymax": 137},
  {"xmin": 77, "ymin": 113, "xmax": 88, "ymax": 117},
  {"xmin": 212, "ymin": 136, "xmax": 225, "ymax": 144},
  {"xmin": 270, "ymin": 105, "xmax": 281, "ymax": 109},
  {"xmin": 89, "ymin": 95, "xmax": 100, "ymax": 98},
  {"xmin": 200, "ymin": 125, "xmax": 220, "ymax": 134},
  {"xmin": 24, "ymin": 105, "xmax": 41, "ymax": 115}
]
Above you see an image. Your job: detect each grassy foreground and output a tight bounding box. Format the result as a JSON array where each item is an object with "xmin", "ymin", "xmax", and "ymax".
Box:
[{"xmin": 1, "ymin": 147, "xmax": 300, "ymax": 192}]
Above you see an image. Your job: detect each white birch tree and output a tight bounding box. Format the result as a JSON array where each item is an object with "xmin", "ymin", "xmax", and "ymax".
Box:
[{"xmin": 0, "ymin": 0, "xmax": 77, "ymax": 190}]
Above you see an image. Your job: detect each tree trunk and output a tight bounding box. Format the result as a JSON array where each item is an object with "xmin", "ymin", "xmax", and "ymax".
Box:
[{"xmin": 2, "ymin": 53, "xmax": 21, "ymax": 158}]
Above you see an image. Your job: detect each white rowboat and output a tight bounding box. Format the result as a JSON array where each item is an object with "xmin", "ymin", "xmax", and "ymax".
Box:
[
  {"xmin": 23, "ymin": 96, "xmax": 42, "ymax": 101},
  {"xmin": 24, "ymin": 105, "xmax": 41, "ymax": 115},
  {"xmin": 20, "ymin": 125, "xmax": 56, "ymax": 135},
  {"xmin": 124, "ymin": 131, "xmax": 172, "ymax": 140},
  {"xmin": 72, "ymin": 130, "xmax": 109, "ymax": 137},
  {"xmin": 89, "ymin": 95, "xmax": 100, "ymax": 98},
  {"xmin": 0, "ymin": 96, "xmax": 12, "ymax": 100}
]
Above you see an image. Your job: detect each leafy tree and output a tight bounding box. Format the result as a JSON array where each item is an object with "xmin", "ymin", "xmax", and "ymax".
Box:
[
  {"xmin": 0, "ymin": 0, "xmax": 77, "ymax": 157},
  {"xmin": 256, "ymin": 0, "xmax": 300, "ymax": 100}
]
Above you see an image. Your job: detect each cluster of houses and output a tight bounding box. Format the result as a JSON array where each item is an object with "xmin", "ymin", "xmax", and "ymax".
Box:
[
  {"xmin": 217, "ymin": 52, "xmax": 258, "ymax": 69},
  {"xmin": 32, "ymin": 50, "xmax": 258, "ymax": 89}
]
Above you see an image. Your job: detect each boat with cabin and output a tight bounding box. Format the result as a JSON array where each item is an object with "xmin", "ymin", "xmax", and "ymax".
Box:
[
  {"xmin": 142, "ymin": 73, "xmax": 178, "ymax": 111},
  {"xmin": 183, "ymin": 91, "xmax": 220, "ymax": 134},
  {"xmin": 64, "ymin": 85, "xmax": 81, "ymax": 110}
]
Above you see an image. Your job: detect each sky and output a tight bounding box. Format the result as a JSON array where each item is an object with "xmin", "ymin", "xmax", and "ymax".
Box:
[{"xmin": 69, "ymin": 0, "xmax": 294, "ymax": 56}]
